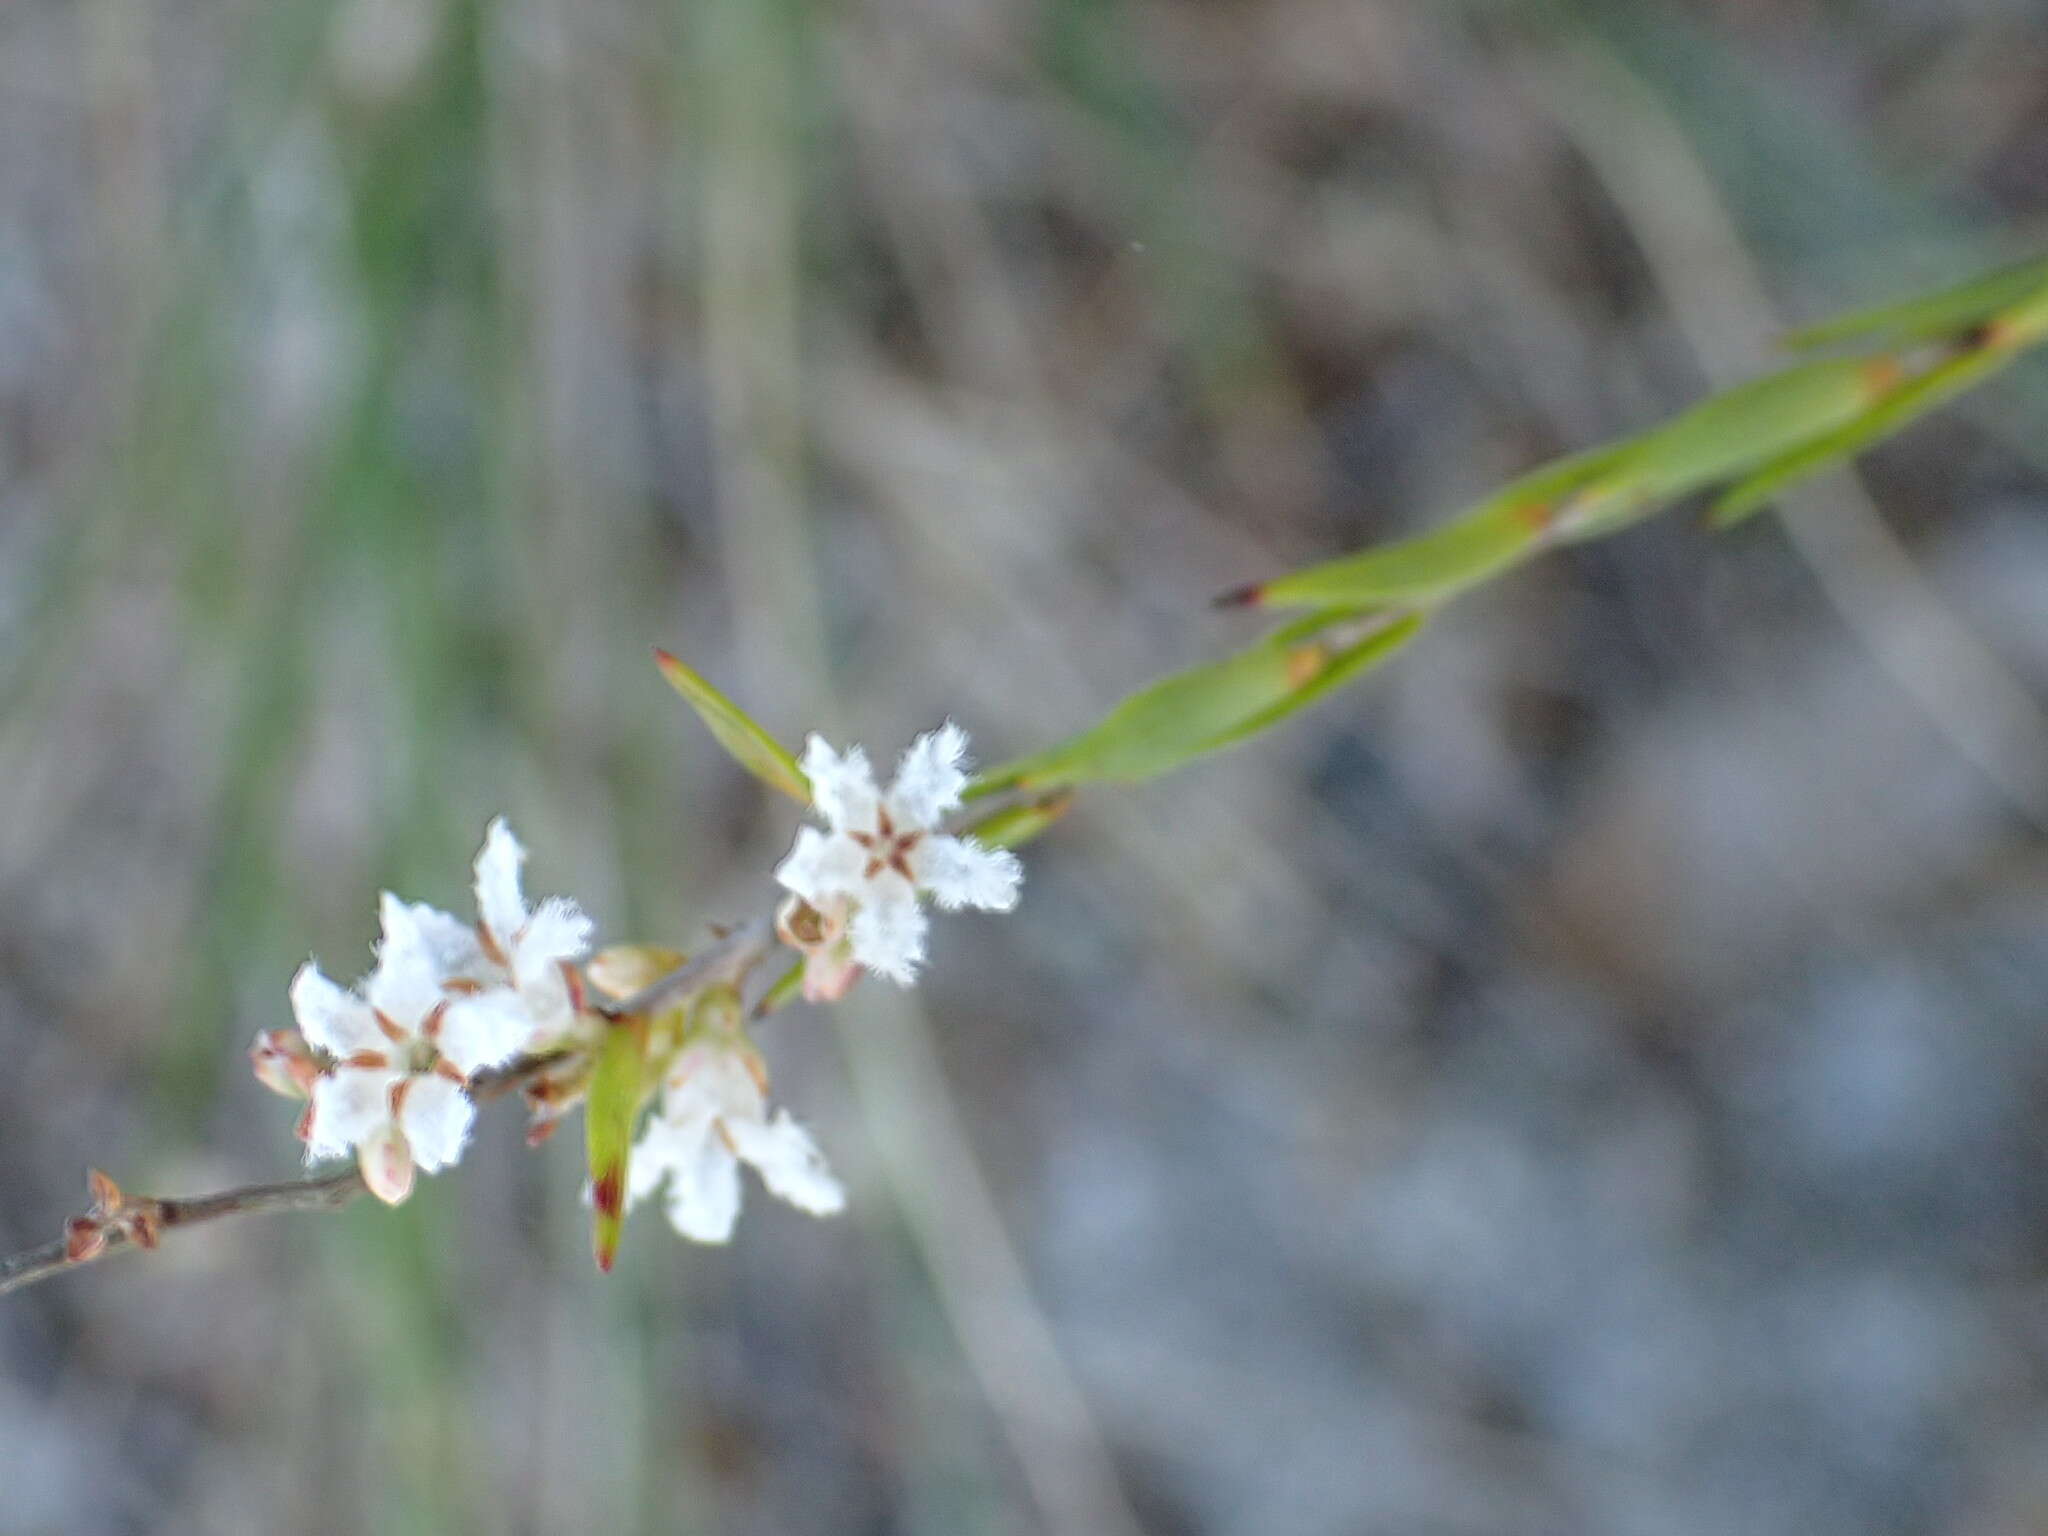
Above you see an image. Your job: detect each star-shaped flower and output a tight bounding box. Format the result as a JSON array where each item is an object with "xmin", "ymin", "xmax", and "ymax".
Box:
[
  {"xmin": 290, "ymin": 929, "xmax": 481, "ymax": 1206},
  {"xmin": 772, "ymin": 724, "xmax": 1021, "ymax": 987},
  {"xmin": 626, "ymin": 1038, "xmax": 844, "ymax": 1243}
]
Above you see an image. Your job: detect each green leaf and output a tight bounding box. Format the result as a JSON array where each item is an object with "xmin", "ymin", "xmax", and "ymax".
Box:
[
  {"xmin": 754, "ymin": 959, "xmax": 804, "ymax": 1020},
  {"xmin": 1556, "ymin": 358, "xmax": 1896, "ymax": 540},
  {"xmin": 962, "ymin": 792, "xmax": 1076, "ymax": 850},
  {"xmin": 654, "ymin": 648, "xmax": 808, "ymax": 802},
  {"xmin": 1782, "ymin": 255, "xmax": 2048, "ymax": 350},
  {"xmin": 1248, "ymin": 445, "xmax": 1629, "ymax": 611},
  {"xmin": 976, "ymin": 611, "xmax": 1423, "ymax": 792},
  {"xmin": 1709, "ymin": 343, "xmax": 2026, "ymax": 527},
  {"xmin": 585, "ymin": 1017, "xmax": 652, "ymax": 1274}
]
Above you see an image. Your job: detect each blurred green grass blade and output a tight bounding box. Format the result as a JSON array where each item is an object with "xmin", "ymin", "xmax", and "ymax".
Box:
[
  {"xmin": 1783, "ymin": 254, "xmax": 2048, "ymax": 350},
  {"xmin": 654, "ymin": 648, "xmax": 808, "ymax": 801},
  {"xmin": 977, "ymin": 611, "xmax": 1422, "ymax": 792},
  {"xmin": 1559, "ymin": 357, "xmax": 1895, "ymax": 538},
  {"xmin": 1247, "ymin": 445, "xmax": 1630, "ymax": 611},
  {"xmin": 586, "ymin": 1017, "xmax": 652, "ymax": 1275}
]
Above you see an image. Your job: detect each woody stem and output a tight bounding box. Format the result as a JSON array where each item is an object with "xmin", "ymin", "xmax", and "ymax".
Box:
[{"xmin": 0, "ymin": 1166, "xmax": 368, "ymax": 1300}]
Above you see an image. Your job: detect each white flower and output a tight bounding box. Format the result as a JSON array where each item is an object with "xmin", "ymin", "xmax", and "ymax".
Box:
[
  {"xmin": 289, "ymin": 931, "xmax": 477, "ymax": 1206},
  {"xmin": 269, "ymin": 816, "xmax": 598, "ymax": 1202},
  {"xmin": 452, "ymin": 816, "xmax": 594, "ymax": 1044},
  {"xmin": 773, "ymin": 724, "xmax": 1022, "ymax": 986},
  {"xmin": 627, "ymin": 1040, "xmax": 844, "ymax": 1243}
]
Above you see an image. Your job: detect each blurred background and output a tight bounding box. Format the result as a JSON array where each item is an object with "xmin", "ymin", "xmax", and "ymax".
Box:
[{"xmin": 5, "ymin": 0, "xmax": 2048, "ymax": 1531}]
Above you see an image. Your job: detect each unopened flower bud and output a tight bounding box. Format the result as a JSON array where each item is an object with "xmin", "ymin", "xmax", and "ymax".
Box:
[
  {"xmin": 775, "ymin": 895, "xmax": 836, "ymax": 953},
  {"xmin": 250, "ymin": 1028, "xmax": 321, "ymax": 1099},
  {"xmin": 775, "ymin": 894, "xmax": 862, "ymax": 1003},
  {"xmin": 585, "ymin": 943, "xmax": 686, "ymax": 1002},
  {"xmin": 64, "ymin": 1217, "xmax": 106, "ymax": 1263},
  {"xmin": 520, "ymin": 1055, "xmax": 594, "ymax": 1147},
  {"xmin": 358, "ymin": 1123, "xmax": 417, "ymax": 1206}
]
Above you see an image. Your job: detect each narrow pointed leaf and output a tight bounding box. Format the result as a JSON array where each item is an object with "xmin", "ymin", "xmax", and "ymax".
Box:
[
  {"xmin": 585, "ymin": 1016, "xmax": 651, "ymax": 1274},
  {"xmin": 753, "ymin": 959, "xmax": 804, "ymax": 1021},
  {"xmin": 654, "ymin": 649, "xmax": 808, "ymax": 802},
  {"xmin": 977, "ymin": 611, "xmax": 1423, "ymax": 793},
  {"xmin": 1216, "ymin": 612, "xmax": 1426, "ymax": 748},
  {"xmin": 1782, "ymin": 255, "xmax": 2048, "ymax": 350},
  {"xmin": 1710, "ymin": 343, "xmax": 2025, "ymax": 527},
  {"xmin": 1555, "ymin": 358, "xmax": 1898, "ymax": 540},
  {"xmin": 1249, "ymin": 445, "xmax": 1629, "ymax": 611}
]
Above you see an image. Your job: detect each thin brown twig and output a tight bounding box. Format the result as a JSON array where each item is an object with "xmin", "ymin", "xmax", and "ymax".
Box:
[{"xmin": 0, "ymin": 1166, "xmax": 366, "ymax": 1299}]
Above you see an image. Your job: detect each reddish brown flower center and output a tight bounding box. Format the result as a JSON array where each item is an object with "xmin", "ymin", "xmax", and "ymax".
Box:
[{"xmin": 847, "ymin": 807, "xmax": 923, "ymax": 884}]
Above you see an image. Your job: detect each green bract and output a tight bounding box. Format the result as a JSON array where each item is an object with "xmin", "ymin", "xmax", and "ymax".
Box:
[{"xmin": 585, "ymin": 1014, "xmax": 655, "ymax": 1274}]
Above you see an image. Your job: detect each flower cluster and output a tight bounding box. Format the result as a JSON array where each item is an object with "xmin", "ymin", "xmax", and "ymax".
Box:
[
  {"xmin": 252, "ymin": 819, "xmax": 593, "ymax": 1204},
  {"xmin": 773, "ymin": 723, "xmax": 1022, "ymax": 996},
  {"xmin": 245, "ymin": 724, "xmax": 1026, "ymax": 1249}
]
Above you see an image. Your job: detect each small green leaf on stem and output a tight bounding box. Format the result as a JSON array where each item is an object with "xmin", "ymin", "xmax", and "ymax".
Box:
[
  {"xmin": 977, "ymin": 610, "xmax": 1423, "ymax": 792},
  {"xmin": 962, "ymin": 792, "xmax": 1076, "ymax": 851},
  {"xmin": 1555, "ymin": 357, "xmax": 1900, "ymax": 540},
  {"xmin": 654, "ymin": 649, "xmax": 809, "ymax": 802},
  {"xmin": 752, "ymin": 959, "xmax": 804, "ymax": 1020},
  {"xmin": 1710, "ymin": 345, "xmax": 2022, "ymax": 527},
  {"xmin": 1240, "ymin": 445, "xmax": 1629, "ymax": 612},
  {"xmin": 1781, "ymin": 255, "xmax": 2048, "ymax": 351}
]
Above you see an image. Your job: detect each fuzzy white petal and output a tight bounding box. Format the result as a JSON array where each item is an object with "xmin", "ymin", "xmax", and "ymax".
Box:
[
  {"xmin": 848, "ymin": 892, "xmax": 928, "ymax": 985},
  {"xmin": 473, "ymin": 816, "xmax": 529, "ymax": 952},
  {"xmin": 398, "ymin": 1075, "xmax": 474, "ymax": 1171},
  {"xmin": 773, "ymin": 826, "xmax": 868, "ymax": 905},
  {"xmin": 514, "ymin": 896, "xmax": 592, "ymax": 992},
  {"xmin": 306, "ymin": 1067, "xmax": 399, "ymax": 1160},
  {"xmin": 726, "ymin": 1111, "xmax": 846, "ymax": 1216},
  {"xmin": 290, "ymin": 962, "xmax": 385, "ymax": 1057},
  {"xmin": 626, "ymin": 1112, "xmax": 695, "ymax": 1209},
  {"xmin": 383, "ymin": 893, "xmax": 488, "ymax": 980},
  {"xmin": 886, "ymin": 721, "xmax": 970, "ymax": 829},
  {"xmin": 800, "ymin": 735, "xmax": 879, "ymax": 833},
  {"xmin": 521, "ymin": 971, "xmax": 579, "ymax": 1038},
  {"xmin": 702, "ymin": 1050, "xmax": 769, "ymax": 1122},
  {"xmin": 911, "ymin": 834, "xmax": 1023, "ymax": 912},
  {"xmin": 668, "ymin": 1143, "xmax": 742, "ymax": 1242},
  {"xmin": 667, "ymin": 1045, "xmax": 766, "ymax": 1123},
  {"xmin": 636, "ymin": 1111, "xmax": 743, "ymax": 1244},
  {"xmin": 436, "ymin": 990, "xmax": 536, "ymax": 1075},
  {"xmin": 364, "ymin": 928, "xmax": 444, "ymax": 1037}
]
